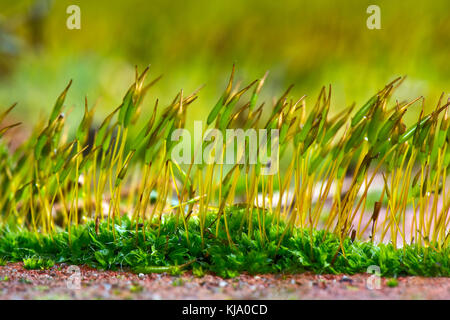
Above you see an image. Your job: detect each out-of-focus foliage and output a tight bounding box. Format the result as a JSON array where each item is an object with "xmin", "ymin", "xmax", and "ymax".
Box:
[{"xmin": 0, "ymin": 0, "xmax": 449, "ymax": 130}]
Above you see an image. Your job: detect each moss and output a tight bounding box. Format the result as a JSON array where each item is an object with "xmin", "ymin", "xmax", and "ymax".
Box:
[
  {"xmin": 386, "ymin": 278, "xmax": 399, "ymax": 287},
  {"xmin": 0, "ymin": 207, "xmax": 448, "ymax": 278}
]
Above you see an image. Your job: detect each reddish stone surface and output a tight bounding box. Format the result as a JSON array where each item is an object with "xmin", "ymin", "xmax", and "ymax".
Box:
[{"xmin": 0, "ymin": 263, "xmax": 448, "ymax": 300}]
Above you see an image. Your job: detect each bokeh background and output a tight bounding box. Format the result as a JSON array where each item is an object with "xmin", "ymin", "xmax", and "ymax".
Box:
[{"xmin": 0, "ymin": 0, "xmax": 449, "ymax": 131}]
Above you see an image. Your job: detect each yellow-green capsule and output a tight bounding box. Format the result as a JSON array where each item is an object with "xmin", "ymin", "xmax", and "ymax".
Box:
[
  {"xmin": 377, "ymin": 110, "xmax": 405, "ymax": 143},
  {"xmin": 296, "ymin": 110, "xmax": 318, "ymax": 144},
  {"xmin": 116, "ymin": 151, "xmax": 135, "ymax": 186},
  {"xmin": 344, "ymin": 120, "xmax": 368, "ymax": 153},
  {"xmin": 207, "ymin": 94, "xmax": 226, "ymax": 126},
  {"xmin": 0, "ymin": 103, "xmax": 17, "ymax": 124},
  {"xmin": 437, "ymin": 108, "xmax": 448, "ymax": 148},
  {"xmin": 49, "ymin": 80, "xmax": 72, "ymax": 124},
  {"xmin": 14, "ymin": 182, "xmax": 31, "ymax": 202},
  {"xmin": 414, "ymin": 120, "xmax": 432, "ymax": 149},
  {"xmin": 34, "ymin": 132, "xmax": 48, "ymax": 159},
  {"xmin": 207, "ymin": 65, "xmax": 236, "ymax": 125},
  {"xmin": 351, "ymin": 95, "xmax": 378, "ymax": 127},
  {"xmin": 95, "ymin": 106, "xmax": 121, "ymax": 148},
  {"xmin": 118, "ymin": 86, "xmax": 134, "ymax": 127},
  {"xmin": 0, "ymin": 122, "xmax": 21, "ymax": 138},
  {"xmin": 356, "ymin": 155, "xmax": 372, "ymax": 184},
  {"xmin": 367, "ymin": 106, "xmax": 384, "ymax": 143},
  {"xmin": 271, "ymin": 85, "xmax": 293, "ymax": 117},
  {"xmin": 321, "ymin": 117, "xmax": 345, "ymax": 147}
]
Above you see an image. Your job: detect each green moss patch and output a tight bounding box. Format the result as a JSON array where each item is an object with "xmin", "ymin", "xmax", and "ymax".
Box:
[{"xmin": 0, "ymin": 207, "xmax": 447, "ymax": 278}]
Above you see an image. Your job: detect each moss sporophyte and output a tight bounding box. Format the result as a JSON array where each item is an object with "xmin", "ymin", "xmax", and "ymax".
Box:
[{"xmin": 0, "ymin": 66, "xmax": 448, "ymax": 276}]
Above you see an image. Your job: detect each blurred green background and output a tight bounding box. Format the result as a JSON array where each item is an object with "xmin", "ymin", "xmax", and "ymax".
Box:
[{"xmin": 0, "ymin": 0, "xmax": 449, "ymax": 130}]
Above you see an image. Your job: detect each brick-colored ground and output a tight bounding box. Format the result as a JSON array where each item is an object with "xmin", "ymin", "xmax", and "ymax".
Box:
[{"xmin": 0, "ymin": 263, "xmax": 448, "ymax": 300}]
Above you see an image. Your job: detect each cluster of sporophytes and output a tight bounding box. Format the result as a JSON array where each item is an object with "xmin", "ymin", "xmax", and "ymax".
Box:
[{"xmin": 0, "ymin": 66, "xmax": 448, "ymax": 276}]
